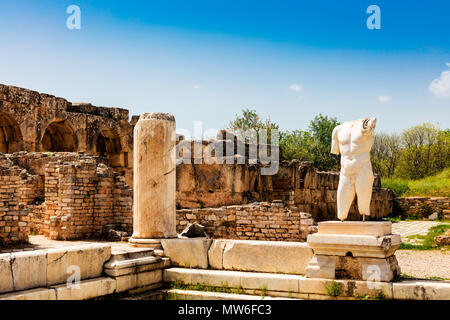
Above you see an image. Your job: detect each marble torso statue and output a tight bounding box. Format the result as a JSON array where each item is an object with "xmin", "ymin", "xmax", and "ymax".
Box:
[{"xmin": 331, "ymin": 118, "xmax": 377, "ymax": 221}]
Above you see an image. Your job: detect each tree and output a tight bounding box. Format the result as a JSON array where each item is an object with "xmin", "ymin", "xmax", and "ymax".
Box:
[
  {"xmin": 306, "ymin": 114, "xmax": 341, "ymax": 171},
  {"xmin": 371, "ymin": 132, "xmax": 402, "ymax": 177},
  {"xmin": 228, "ymin": 109, "xmax": 279, "ymax": 144},
  {"xmin": 279, "ymin": 130, "xmax": 312, "ymax": 161},
  {"xmin": 395, "ymin": 124, "xmax": 449, "ymax": 179}
]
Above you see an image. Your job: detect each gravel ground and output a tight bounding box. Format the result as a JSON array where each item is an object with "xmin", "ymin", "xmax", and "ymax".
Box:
[{"xmin": 396, "ymin": 249, "xmax": 450, "ymax": 279}]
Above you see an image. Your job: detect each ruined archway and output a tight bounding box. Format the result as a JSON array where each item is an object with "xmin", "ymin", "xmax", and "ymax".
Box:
[
  {"xmin": 0, "ymin": 112, "xmax": 23, "ymax": 153},
  {"xmin": 95, "ymin": 129, "xmax": 122, "ymax": 166},
  {"xmin": 41, "ymin": 121, "xmax": 77, "ymax": 152}
]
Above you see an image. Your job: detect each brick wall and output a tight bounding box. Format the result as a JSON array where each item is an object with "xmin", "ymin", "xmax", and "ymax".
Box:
[
  {"xmin": 176, "ymin": 201, "xmax": 317, "ymax": 241},
  {"xmin": 43, "ymin": 158, "xmax": 132, "ymax": 240},
  {"xmin": 0, "ymin": 152, "xmax": 132, "ymax": 245},
  {"xmin": 0, "ymin": 155, "xmax": 40, "ymax": 244}
]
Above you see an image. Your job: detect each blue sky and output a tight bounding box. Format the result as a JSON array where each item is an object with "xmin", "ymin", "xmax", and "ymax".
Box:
[{"xmin": 0, "ymin": 0, "xmax": 449, "ymax": 136}]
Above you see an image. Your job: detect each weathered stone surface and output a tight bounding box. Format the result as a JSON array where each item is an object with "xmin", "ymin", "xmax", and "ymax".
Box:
[
  {"xmin": 130, "ymin": 112, "xmax": 177, "ymax": 241},
  {"xmin": 307, "ymin": 233, "xmax": 401, "ymax": 258},
  {"xmin": 163, "ymin": 268, "xmax": 395, "ymax": 299},
  {"xmin": 161, "ymin": 238, "xmax": 212, "ymax": 269},
  {"xmin": 11, "ymin": 250, "xmax": 47, "ymax": 291},
  {"xmin": 52, "ymin": 277, "xmax": 116, "ymax": 300},
  {"xmin": 393, "ymin": 280, "xmax": 450, "ymax": 300},
  {"xmin": 46, "ymin": 244, "xmax": 111, "ymax": 286},
  {"xmin": 0, "ymin": 254, "xmax": 13, "ymax": 293},
  {"xmin": 305, "ymin": 255, "xmax": 336, "ymax": 279},
  {"xmin": 317, "ymin": 221, "xmax": 392, "ymax": 237},
  {"xmin": 208, "ymin": 240, "xmax": 227, "ymax": 269},
  {"xmin": 220, "ymin": 240, "xmax": 313, "ymax": 274},
  {"xmin": 240, "ymin": 272, "xmax": 299, "ymax": 292},
  {"xmin": 0, "ymin": 288, "xmax": 57, "ymax": 300},
  {"xmin": 104, "ymin": 248, "xmax": 162, "ymax": 277}
]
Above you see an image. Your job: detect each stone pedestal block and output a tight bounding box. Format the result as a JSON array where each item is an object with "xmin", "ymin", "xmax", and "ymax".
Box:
[
  {"xmin": 130, "ymin": 113, "xmax": 177, "ymax": 247},
  {"xmin": 306, "ymin": 221, "xmax": 401, "ymax": 282}
]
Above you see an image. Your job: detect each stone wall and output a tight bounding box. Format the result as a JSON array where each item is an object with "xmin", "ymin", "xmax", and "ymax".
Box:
[
  {"xmin": 0, "ymin": 155, "xmax": 39, "ymax": 244},
  {"xmin": 176, "ymin": 201, "xmax": 317, "ymax": 241},
  {"xmin": 43, "ymin": 157, "xmax": 132, "ymax": 240},
  {"xmin": 395, "ymin": 197, "xmax": 450, "ymax": 219},
  {"xmin": 0, "ymin": 84, "xmax": 134, "ymax": 186},
  {"xmin": 0, "ymin": 152, "xmax": 132, "ymax": 244},
  {"xmin": 177, "ymin": 159, "xmax": 394, "ymax": 221}
]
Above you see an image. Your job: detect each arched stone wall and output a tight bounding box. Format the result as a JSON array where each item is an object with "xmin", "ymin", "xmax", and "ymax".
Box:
[
  {"xmin": 0, "ymin": 112, "xmax": 23, "ymax": 153},
  {"xmin": 41, "ymin": 120, "xmax": 78, "ymax": 152},
  {"xmin": 95, "ymin": 128, "xmax": 122, "ymax": 166}
]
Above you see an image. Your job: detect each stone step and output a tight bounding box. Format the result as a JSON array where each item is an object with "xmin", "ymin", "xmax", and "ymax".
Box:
[
  {"xmin": 109, "ymin": 247, "xmax": 155, "ymax": 260},
  {"xmin": 163, "ymin": 267, "xmax": 397, "ymax": 299},
  {"xmin": 104, "ymin": 247, "xmax": 166, "ymax": 277},
  {"xmin": 165, "ymin": 289, "xmax": 299, "ymax": 300}
]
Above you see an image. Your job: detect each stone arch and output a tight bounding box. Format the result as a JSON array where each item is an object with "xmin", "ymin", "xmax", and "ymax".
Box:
[
  {"xmin": 41, "ymin": 120, "xmax": 77, "ymax": 152},
  {"xmin": 0, "ymin": 112, "xmax": 23, "ymax": 153},
  {"xmin": 94, "ymin": 129, "xmax": 122, "ymax": 166}
]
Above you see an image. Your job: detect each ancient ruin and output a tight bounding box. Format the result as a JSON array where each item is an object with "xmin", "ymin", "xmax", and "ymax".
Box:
[
  {"xmin": 0, "ymin": 84, "xmax": 447, "ymax": 301},
  {"xmin": 0, "ymin": 84, "xmax": 395, "ymax": 246}
]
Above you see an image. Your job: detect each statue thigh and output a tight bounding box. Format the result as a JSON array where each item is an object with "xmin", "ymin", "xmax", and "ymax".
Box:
[
  {"xmin": 337, "ymin": 174, "xmax": 355, "ymax": 221},
  {"xmin": 355, "ymin": 163, "xmax": 374, "ymax": 216}
]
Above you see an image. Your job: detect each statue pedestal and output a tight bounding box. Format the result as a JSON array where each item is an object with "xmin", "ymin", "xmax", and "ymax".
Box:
[{"xmin": 305, "ymin": 221, "xmax": 401, "ymax": 282}]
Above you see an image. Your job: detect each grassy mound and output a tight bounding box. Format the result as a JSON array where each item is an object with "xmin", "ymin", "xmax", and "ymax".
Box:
[{"xmin": 382, "ymin": 168, "xmax": 450, "ymax": 197}]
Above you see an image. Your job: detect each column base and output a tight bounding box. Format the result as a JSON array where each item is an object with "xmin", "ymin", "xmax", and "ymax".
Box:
[{"xmin": 128, "ymin": 238, "xmax": 163, "ymax": 249}]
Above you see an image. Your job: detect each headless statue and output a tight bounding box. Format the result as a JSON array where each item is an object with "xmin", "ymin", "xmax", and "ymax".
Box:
[{"xmin": 331, "ymin": 118, "xmax": 377, "ymax": 221}]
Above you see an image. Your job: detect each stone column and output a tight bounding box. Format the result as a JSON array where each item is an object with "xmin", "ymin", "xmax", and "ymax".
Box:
[{"xmin": 129, "ymin": 113, "xmax": 177, "ymax": 246}]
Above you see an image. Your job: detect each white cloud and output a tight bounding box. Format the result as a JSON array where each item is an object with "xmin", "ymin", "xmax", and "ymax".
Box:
[
  {"xmin": 192, "ymin": 84, "xmax": 202, "ymax": 89},
  {"xmin": 289, "ymin": 84, "xmax": 303, "ymax": 92},
  {"xmin": 430, "ymin": 64, "xmax": 450, "ymax": 98},
  {"xmin": 378, "ymin": 95, "xmax": 392, "ymax": 103}
]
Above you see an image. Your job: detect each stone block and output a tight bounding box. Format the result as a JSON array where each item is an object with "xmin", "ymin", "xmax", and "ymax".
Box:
[
  {"xmin": 240, "ymin": 272, "xmax": 300, "ymax": 292},
  {"xmin": 11, "ymin": 250, "xmax": 47, "ymax": 291},
  {"xmin": 208, "ymin": 240, "xmax": 226, "ymax": 269},
  {"xmin": 0, "ymin": 254, "xmax": 13, "ymax": 294},
  {"xmin": 305, "ymin": 255, "xmax": 336, "ymax": 279},
  {"xmin": 115, "ymin": 273, "xmax": 137, "ymax": 293},
  {"xmin": 47, "ymin": 244, "xmax": 111, "ymax": 286},
  {"xmin": 136, "ymin": 269, "xmax": 163, "ymax": 287},
  {"xmin": 163, "ymin": 267, "xmax": 193, "ymax": 284},
  {"xmin": 307, "ymin": 233, "xmax": 401, "ymax": 258},
  {"xmin": 220, "ymin": 240, "xmax": 313, "ymax": 274},
  {"xmin": 161, "ymin": 238, "xmax": 212, "ymax": 269},
  {"xmin": 189, "ymin": 269, "xmax": 242, "ymax": 288},
  {"xmin": 0, "ymin": 288, "xmax": 57, "ymax": 300},
  {"xmin": 53, "ymin": 277, "xmax": 116, "ymax": 300},
  {"xmin": 317, "ymin": 221, "xmax": 392, "ymax": 236},
  {"xmin": 393, "ymin": 280, "xmax": 450, "ymax": 300}
]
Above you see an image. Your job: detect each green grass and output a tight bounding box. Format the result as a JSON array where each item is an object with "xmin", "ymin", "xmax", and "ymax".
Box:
[
  {"xmin": 399, "ymin": 224, "xmax": 450, "ymax": 250},
  {"xmin": 382, "ymin": 168, "xmax": 450, "ymax": 197},
  {"xmin": 325, "ymin": 281, "xmax": 342, "ymax": 297},
  {"xmin": 169, "ymin": 280, "xmax": 244, "ymax": 295}
]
